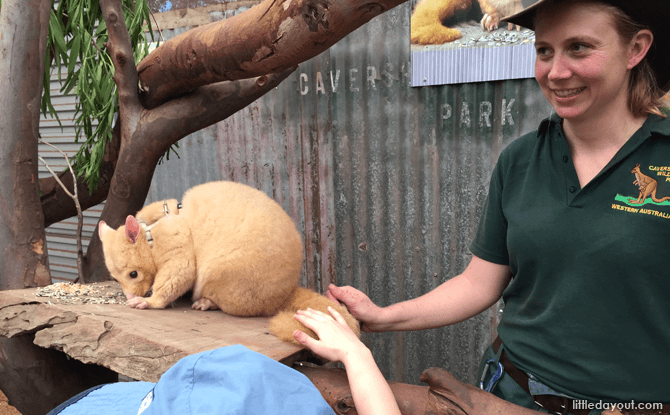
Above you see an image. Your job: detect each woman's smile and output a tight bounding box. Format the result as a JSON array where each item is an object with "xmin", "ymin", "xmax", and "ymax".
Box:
[{"xmin": 552, "ymin": 87, "xmax": 586, "ymax": 99}]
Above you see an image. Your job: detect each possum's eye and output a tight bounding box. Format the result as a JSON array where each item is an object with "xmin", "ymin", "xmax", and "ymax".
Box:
[{"xmin": 129, "ymin": 271, "xmax": 138, "ymax": 279}]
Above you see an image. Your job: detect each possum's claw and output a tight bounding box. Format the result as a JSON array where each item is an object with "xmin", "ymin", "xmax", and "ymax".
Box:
[
  {"xmin": 481, "ymin": 13, "xmax": 500, "ymax": 32},
  {"xmin": 481, "ymin": 13, "xmax": 522, "ymax": 33}
]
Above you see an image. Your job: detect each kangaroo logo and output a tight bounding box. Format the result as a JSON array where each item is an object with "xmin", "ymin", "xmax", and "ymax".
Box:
[{"xmin": 628, "ymin": 163, "xmax": 670, "ymax": 204}]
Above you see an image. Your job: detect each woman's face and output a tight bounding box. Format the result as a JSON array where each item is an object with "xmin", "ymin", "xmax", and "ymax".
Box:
[{"xmin": 534, "ymin": 2, "xmax": 632, "ymax": 122}]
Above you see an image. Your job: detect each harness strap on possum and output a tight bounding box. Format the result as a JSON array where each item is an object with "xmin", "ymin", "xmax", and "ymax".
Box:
[{"xmin": 140, "ymin": 200, "xmax": 183, "ymax": 247}]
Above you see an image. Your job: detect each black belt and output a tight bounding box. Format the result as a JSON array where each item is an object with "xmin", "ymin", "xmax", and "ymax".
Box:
[{"xmin": 491, "ymin": 337, "xmax": 669, "ymax": 415}]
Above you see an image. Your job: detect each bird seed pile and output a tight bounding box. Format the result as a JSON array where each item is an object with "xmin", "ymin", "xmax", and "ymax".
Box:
[{"xmin": 36, "ymin": 282, "xmax": 126, "ymax": 305}]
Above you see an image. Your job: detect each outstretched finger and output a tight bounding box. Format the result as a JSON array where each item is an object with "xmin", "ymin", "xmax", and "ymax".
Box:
[
  {"xmin": 293, "ymin": 310, "xmax": 327, "ymax": 335},
  {"xmin": 293, "ymin": 329, "xmax": 317, "ymax": 347},
  {"xmin": 325, "ymin": 285, "xmax": 342, "ymax": 304},
  {"xmin": 326, "ymin": 306, "xmax": 347, "ymax": 325}
]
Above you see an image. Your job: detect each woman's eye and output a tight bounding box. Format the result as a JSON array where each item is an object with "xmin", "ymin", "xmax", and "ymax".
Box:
[
  {"xmin": 130, "ymin": 271, "xmax": 138, "ymax": 279},
  {"xmin": 571, "ymin": 43, "xmax": 588, "ymax": 53},
  {"xmin": 536, "ymin": 47, "xmax": 550, "ymax": 56}
]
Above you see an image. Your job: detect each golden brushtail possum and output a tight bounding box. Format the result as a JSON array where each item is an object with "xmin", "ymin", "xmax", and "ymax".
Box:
[
  {"xmin": 98, "ymin": 181, "xmax": 359, "ymax": 344},
  {"xmin": 411, "ymin": 0, "xmax": 522, "ymax": 45}
]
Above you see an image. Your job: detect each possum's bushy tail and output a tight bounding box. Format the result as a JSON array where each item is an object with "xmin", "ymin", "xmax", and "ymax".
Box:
[
  {"xmin": 268, "ymin": 287, "xmax": 361, "ymax": 345},
  {"xmin": 411, "ymin": 0, "xmax": 464, "ymax": 44}
]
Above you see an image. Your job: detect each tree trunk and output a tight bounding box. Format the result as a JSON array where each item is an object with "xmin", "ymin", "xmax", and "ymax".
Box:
[
  {"xmin": 0, "ymin": 3, "xmax": 92, "ymax": 414},
  {"xmin": 0, "ymin": 0, "xmax": 52, "ymax": 290}
]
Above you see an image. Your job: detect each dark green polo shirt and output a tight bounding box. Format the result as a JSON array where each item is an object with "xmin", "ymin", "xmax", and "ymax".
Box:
[{"xmin": 470, "ymin": 112, "xmax": 670, "ymax": 403}]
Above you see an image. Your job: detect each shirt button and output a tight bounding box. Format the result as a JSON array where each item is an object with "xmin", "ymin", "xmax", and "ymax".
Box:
[
  {"xmin": 569, "ymin": 186, "xmax": 577, "ymax": 193},
  {"xmin": 563, "ymin": 156, "xmax": 569, "ymax": 163}
]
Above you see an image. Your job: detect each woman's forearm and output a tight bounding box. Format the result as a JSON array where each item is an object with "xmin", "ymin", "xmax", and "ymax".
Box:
[{"xmin": 373, "ymin": 256, "xmax": 511, "ymax": 332}]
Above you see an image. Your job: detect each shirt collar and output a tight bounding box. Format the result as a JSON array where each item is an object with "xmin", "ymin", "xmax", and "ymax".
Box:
[
  {"xmin": 537, "ymin": 111, "xmax": 670, "ymax": 142},
  {"xmin": 537, "ymin": 112, "xmax": 562, "ymax": 138}
]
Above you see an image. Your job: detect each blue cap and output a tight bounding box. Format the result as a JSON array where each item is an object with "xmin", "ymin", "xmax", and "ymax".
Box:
[
  {"xmin": 48, "ymin": 345, "xmax": 335, "ymax": 415},
  {"xmin": 140, "ymin": 345, "xmax": 335, "ymax": 415}
]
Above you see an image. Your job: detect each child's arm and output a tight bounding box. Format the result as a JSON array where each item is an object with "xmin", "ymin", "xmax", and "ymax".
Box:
[{"xmin": 293, "ymin": 307, "xmax": 401, "ymax": 415}]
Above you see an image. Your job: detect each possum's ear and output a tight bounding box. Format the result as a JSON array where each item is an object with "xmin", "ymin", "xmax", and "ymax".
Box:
[
  {"xmin": 98, "ymin": 221, "xmax": 111, "ymax": 240},
  {"xmin": 125, "ymin": 216, "xmax": 141, "ymax": 244}
]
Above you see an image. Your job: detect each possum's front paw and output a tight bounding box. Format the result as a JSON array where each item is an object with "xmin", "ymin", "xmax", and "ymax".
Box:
[
  {"xmin": 127, "ymin": 295, "xmax": 167, "ymax": 309},
  {"xmin": 127, "ymin": 296, "xmax": 150, "ymax": 309}
]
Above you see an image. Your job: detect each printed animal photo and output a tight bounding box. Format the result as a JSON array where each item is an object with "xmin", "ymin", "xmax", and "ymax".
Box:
[
  {"xmin": 410, "ymin": 0, "xmax": 538, "ymax": 86},
  {"xmin": 411, "ymin": 0, "xmax": 524, "ymax": 45},
  {"xmin": 98, "ymin": 181, "xmax": 360, "ymax": 344}
]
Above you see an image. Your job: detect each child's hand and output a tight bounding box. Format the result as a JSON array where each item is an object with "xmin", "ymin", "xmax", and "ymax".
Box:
[
  {"xmin": 295, "ymin": 307, "xmax": 402, "ymax": 415},
  {"xmin": 293, "ymin": 307, "xmax": 368, "ymax": 364}
]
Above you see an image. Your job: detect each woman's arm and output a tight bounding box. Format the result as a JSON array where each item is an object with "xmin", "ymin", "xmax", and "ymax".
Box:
[
  {"xmin": 327, "ymin": 255, "xmax": 511, "ymax": 332},
  {"xmin": 293, "ymin": 307, "xmax": 402, "ymax": 415}
]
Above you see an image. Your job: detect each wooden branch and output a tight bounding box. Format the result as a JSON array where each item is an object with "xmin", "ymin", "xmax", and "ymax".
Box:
[
  {"xmin": 141, "ymin": 68, "xmax": 297, "ymax": 155},
  {"xmin": 37, "ymin": 140, "xmax": 85, "ymax": 283},
  {"xmin": 137, "ymin": 0, "xmax": 409, "ymax": 109},
  {"xmin": 100, "ymin": 0, "xmax": 142, "ymax": 147}
]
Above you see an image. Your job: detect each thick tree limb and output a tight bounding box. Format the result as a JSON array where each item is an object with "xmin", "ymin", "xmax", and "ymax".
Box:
[
  {"xmin": 141, "ymin": 68, "xmax": 297, "ymax": 155},
  {"xmin": 100, "ymin": 0, "xmax": 143, "ymax": 150},
  {"xmin": 0, "ymin": 0, "xmax": 53, "ymax": 290},
  {"xmin": 137, "ymin": 0, "xmax": 408, "ymax": 109}
]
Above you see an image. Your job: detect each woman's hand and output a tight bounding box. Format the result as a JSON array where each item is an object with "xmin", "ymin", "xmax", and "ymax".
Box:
[
  {"xmin": 325, "ymin": 284, "xmax": 386, "ymax": 332},
  {"xmin": 293, "ymin": 307, "xmax": 367, "ymax": 365}
]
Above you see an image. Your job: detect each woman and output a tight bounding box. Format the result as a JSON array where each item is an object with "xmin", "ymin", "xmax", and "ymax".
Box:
[{"xmin": 294, "ymin": 1, "xmax": 670, "ymax": 414}]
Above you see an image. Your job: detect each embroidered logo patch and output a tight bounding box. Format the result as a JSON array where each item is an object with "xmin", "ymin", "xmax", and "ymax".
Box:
[{"xmin": 612, "ymin": 163, "xmax": 670, "ymax": 219}]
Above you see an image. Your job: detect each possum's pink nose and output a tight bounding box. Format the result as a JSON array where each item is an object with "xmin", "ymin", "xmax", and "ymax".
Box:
[{"xmin": 124, "ymin": 292, "xmax": 136, "ymax": 299}]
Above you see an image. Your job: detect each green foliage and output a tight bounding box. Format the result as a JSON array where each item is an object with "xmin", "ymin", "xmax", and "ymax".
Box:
[{"xmin": 44, "ymin": 0, "xmax": 155, "ymax": 191}]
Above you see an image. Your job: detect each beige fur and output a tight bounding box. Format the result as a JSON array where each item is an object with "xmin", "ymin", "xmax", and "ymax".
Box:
[
  {"xmin": 411, "ymin": 0, "xmax": 522, "ymax": 45},
  {"xmin": 98, "ymin": 181, "xmax": 360, "ymax": 344}
]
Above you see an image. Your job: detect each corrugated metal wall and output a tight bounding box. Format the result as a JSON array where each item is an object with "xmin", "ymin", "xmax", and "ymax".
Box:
[{"xmin": 41, "ymin": 0, "xmax": 555, "ymax": 386}]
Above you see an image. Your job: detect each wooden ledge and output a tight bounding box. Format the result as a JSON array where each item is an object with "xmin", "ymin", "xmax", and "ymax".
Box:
[{"xmin": 0, "ymin": 282, "xmax": 306, "ymax": 382}]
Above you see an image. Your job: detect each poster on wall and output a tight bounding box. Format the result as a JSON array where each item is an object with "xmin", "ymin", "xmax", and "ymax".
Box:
[{"xmin": 410, "ymin": 0, "xmax": 539, "ymax": 87}]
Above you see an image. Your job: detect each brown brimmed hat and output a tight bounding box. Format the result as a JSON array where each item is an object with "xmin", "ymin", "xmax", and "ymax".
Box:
[{"xmin": 504, "ymin": 0, "xmax": 670, "ymax": 92}]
